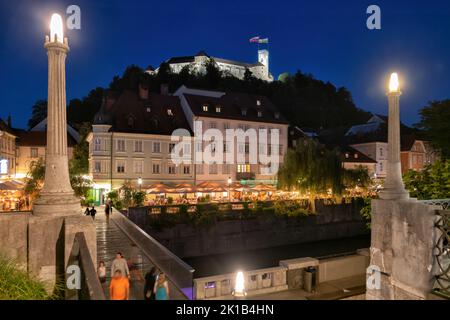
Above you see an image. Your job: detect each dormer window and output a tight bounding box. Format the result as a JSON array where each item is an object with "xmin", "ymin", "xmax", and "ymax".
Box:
[
  {"xmin": 167, "ymin": 108, "xmax": 173, "ymax": 116},
  {"xmin": 202, "ymin": 104, "xmax": 209, "ymax": 112},
  {"xmin": 127, "ymin": 116, "xmax": 135, "ymax": 128},
  {"xmin": 256, "ymin": 100, "xmax": 261, "ymax": 106},
  {"xmin": 274, "ymin": 112, "xmax": 280, "ymax": 119},
  {"xmin": 146, "ymin": 107, "xmax": 151, "ymax": 113},
  {"xmin": 354, "ymin": 153, "xmax": 359, "ymax": 159},
  {"xmin": 345, "ymin": 153, "xmax": 349, "ymax": 159},
  {"xmin": 215, "ymin": 106, "xmax": 221, "ymax": 113},
  {"xmin": 257, "ymin": 110, "xmax": 262, "ymax": 118},
  {"xmin": 241, "ymin": 108, "xmax": 247, "ymax": 116}
]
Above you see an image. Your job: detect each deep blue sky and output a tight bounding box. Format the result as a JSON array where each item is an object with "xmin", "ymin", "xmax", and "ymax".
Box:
[{"xmin": 1, "ymin": 0, "xmax": 450, "ymax": 128}]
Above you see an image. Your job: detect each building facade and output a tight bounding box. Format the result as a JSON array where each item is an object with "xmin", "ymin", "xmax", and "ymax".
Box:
[
  {"xmin": 174, "ymin": 86, "xmax": 289, "ymax": 185},
  {"xmin": 153, "ymin": 50, "xmax": 274, "ymax": 82},
  {"xmin": 87, "ymin": 85, "xmax": 289, "ymax": 199},
  {"xmin": 0, "ymin": 119, "xmax": 16, "ymax": 178},
  {"xmin": 87, "ymin": 87, "xmax": 195, "ymax": 202},
  {"xmin": 350, "ymin": 142, "xmax": 388, "ymax": 178}
]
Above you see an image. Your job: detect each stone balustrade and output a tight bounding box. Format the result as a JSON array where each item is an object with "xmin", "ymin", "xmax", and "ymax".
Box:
[{"xmin": 193, "ymin": 266, "xmax": 288, "ymax": 300}]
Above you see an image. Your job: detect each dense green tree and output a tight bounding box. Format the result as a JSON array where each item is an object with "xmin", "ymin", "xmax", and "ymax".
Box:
[
  {"xmin": 277, "ymin": 138, "xmax": 370, "ymax": 197},
  {"xmin": 28, "ymin": 100, "xmax": 47, "ymax": 129},
  {"xmin": 403, "ymin": 160, "xmax": 450, "ymax": 199},
  {"xmin": 416, "ymin": 100, "xmax": 450, "ymax": 159}
]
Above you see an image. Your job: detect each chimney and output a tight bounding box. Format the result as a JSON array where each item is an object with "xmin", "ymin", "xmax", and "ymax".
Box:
[
  {"xmin": 139, "ymin": 83, "xmax": 149, "ymax": 100},
  {"xmin": 160, "ymin": 84, "xmax": 169, "ymax": 95}
]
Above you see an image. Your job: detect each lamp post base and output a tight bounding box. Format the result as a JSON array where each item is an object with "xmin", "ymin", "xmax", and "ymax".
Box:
[
  {"xmin": 32, "ymin": 192, "xmax": 81, "ymax": 217},
  {"xmin": 379, "ymin": 188, "xmax": 410, "ymax": 200}
]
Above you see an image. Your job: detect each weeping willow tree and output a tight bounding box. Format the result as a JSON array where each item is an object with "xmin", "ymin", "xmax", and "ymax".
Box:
[
  {"xmin": 277, "ymin": 139, "xmax": 343, "ymax": 212},
  {"xmin": 278, "ymin": 139, "xmax": 371, "ymax": 211}
]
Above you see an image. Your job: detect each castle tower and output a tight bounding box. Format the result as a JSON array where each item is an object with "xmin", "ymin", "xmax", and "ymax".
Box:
[{"xmin": 258, "ymin": 49, "xmax": 269, "ymax": 78}]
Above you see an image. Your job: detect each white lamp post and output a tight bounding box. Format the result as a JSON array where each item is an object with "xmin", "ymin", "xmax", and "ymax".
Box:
[
  {"xmin": 379, "ymin": 73, "xmax": 409, "ymax": 200},
  {"xmin": 138, "ymin": 177, "xmax": 143, "ymax": 191},
  {"xmin": 33, "ymin": 13, "xmax": 81, "ymax": 216},
  {"xmin": 227, "ymin": 177, "xmax": 232, "ymax": 202},
  {"xmin": 232, "ymin": 271, "xmax": 247, "ymax": 299}
]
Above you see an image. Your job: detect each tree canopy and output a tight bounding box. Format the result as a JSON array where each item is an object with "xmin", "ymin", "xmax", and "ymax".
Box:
[
  {"xmin": 416, "ymin": 99, "xmax": 450, "ymax": 159},
  {"xmin": 403, "ymin": 160, "xmax": 450, "ymax": 199}
]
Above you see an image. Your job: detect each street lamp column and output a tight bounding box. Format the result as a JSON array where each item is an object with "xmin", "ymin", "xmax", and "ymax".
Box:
[
  {"xmin": 379, "ymin": 73, "xmax": 409, "ymax": 200},
  {"xmin": 33, "ymin": 14, "xmax": 81, "ymax": 216}
]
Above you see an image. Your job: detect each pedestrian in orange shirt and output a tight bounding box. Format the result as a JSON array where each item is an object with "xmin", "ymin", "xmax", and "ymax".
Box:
[{"xmin": 109, "ymin": 270, "xmax": 129, "ymax": 300}]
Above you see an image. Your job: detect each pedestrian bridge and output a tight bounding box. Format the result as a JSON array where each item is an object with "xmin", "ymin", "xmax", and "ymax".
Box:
[{"xmin": 94, "ymin": 207, "xmax": 193, "ymax": 300}]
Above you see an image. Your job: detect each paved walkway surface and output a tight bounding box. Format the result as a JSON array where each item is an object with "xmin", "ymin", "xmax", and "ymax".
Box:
[{"xmin": 95, "ymin": 208, "xmax": 151, "ymax": 300}]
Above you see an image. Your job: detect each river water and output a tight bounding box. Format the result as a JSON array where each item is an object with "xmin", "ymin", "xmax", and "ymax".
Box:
[{"xmin": 184, "ymin": 235, "xmax": 370, "ymax": 278}]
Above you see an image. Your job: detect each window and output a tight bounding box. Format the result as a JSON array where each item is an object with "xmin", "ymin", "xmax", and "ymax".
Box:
[
  {"xmin": 209, "ymin": 122, "xmax": 216, "ymax": 129},
  {"xmin": 152, "ymin": 142, "xmax": 161, "ymax": 153},
  {"xmin": 146, "ymin": 106, "xmax": 151, "ymax": 113},
  {"xmin": 167, "ymin": 108, "xmax": 173, "ymax": 116},
  {"xmin": 380, "ymin": 148, "xmax": 383, "ymax": 157},
  {"xmin": 127, "ymin": 116, "xmax": 134, "ymax": 127},
  {"xmin": 152, "ymin": 163, "xmax": 160, "ymax": 174},
  {"xmin": 257, "ymin": 110, "xmax": 262, "ymax": 117},
  {"xmin": 256, "ymin": 100, "xmax": 261, "ymax": 106},
  {"xmin": 241, "ymin": 108, "xmax": 247, "ymax": 116},
  {"xmin": 134, "ymin": 140, "xmax": 143, "ymax": 153},
  {"xmin": 94, "ymin": 138, "xmax": 101, "ymax": 151},
  {"xmin": 169, "ymin": 143, "xmax": 176, "ymax": 153},
  {"xmin": 30, "ymin": 148, "xmax": 38, "ymax": 158},
  {"xmin": 134, "ymin": 160, "xmax": 143, "ymax": 173},
  {"xmin": 209, "ymin": 163, "xmax": 218, "ymax": 174},
  {"xmin": 354, "ymin": 153, "xmax": 359, "ymax": 159},
  {"xmin": 116, "ymin": 161, "xmax": 125, "ymax": 173},
  {"xmin": 183, "ymin": 143, "xmax": 191, "ymax": 155},
  {"xmin": 223, "ymin": 164, "xmax": 231, "ymax": 174},
  {"xmin": 274, "ymin": 112, "xmax": 280, "ymax": 119},
  {"xmin": 237, "ymin": 164, "xmax": 251, "ymax": 173},
  {"xmin": 223, "ymin": 123, "xmax": 230, "ymax": 130},
  {"xmin": 168, "ymin": 165, "xmax": 176, "ymax": 174},
  {"xmin": 238, "ymin": 143, "xmax": 245, "ymax": 154},
  {"xmin": 116, "ymin": 140, "xmax": 126, "ymax": 152},
  {"xmin": 345, "ymin": 153, "xmax": 349, "ymax": 159},
  {"xmin": 215, "ymin": 106, "xmax": 221, "ymax": 113},
  {"xmin": 223, "ymin": 142, "xmax": 229, "ymax": 153},
  {"xmin": 183, "ymin": 165, "xmax": 190, "ymax": 174},
  {"xmin": 379, "ymin": 162, "xmax": 383, "ymax": 172},
  {"xmin": 245, "ymin": 143, "xmax": 250, "ymax": 154},
  {"xmin": 94, "ymin": 161, "xmax": 101, "ymax": 173},
  {"xmin": 202, "ymin": 104, "xmax": 209, "ymax": 112}
]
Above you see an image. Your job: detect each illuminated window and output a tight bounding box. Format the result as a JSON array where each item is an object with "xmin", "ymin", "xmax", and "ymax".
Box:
[
  {"xmin": 168, "ymin": 165, "xmax": 176, "ymax": 174},
  {"xmin": 215, "ymin": 106, "xmax": 221, "ymax": 113},
  {"xmin": 94, "ymin": 161, "xmax": 101, "ymax": 173},
  {"xmin": 116, "ymin": 140, "xmax": 126, "ymax": 152},
  {"xmin": 167, "ymin": 108, "xmax": 173, "ymax": 116},
  {"xmin": 237, "ymin": 164, "xmax": 251, "ymax": 173},
  {"xmin": 152, "ymin": 163, "xmax": 160, "ymax": 174},
  {"xmin": 116, "ymin": 161, "xmax": 125, "ymax": 173},
  {"xmin": 257, "ymin": 110, "xmax": 262, "ymax": 117},
  {"xmin": 202, "ymin": 104, "xmax": 209, "ymax": 112},
  {"xmin": 134, "ymin": 140, "xmax": 143, "ymax": 152}
]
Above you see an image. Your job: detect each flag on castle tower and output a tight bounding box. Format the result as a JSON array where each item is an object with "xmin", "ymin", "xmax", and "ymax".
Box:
[{"xmin": 249, "ymin": 36, "xmax": 269, "ymax": 44}]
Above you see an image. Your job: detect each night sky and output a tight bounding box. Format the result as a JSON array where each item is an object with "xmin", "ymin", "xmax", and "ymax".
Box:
[{"xmin": 1, "ymin": 0, "xmax": 450, "ymax": 128}]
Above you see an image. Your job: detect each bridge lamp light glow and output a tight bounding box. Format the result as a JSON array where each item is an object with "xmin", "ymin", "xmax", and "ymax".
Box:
[
  {"xmin": 232, "ymin": 271, "xmax": 247, "ymax": 298},
  {"xmin": 389, "ymin": 72, "xmax": 400, "ymax": 93},
  {"xmin": 50, "ymin": 13, "xmax": 64, "ymax": 43}
]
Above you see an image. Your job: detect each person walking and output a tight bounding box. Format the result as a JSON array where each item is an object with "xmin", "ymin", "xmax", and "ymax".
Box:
[
  {"xmin": 109, "ymin": 200, "xmax": 113, "ymax": 215},
  {"xmin": 111, "ymin": 252, "xmax": 130, "ymax": 278},
  {"xmin": 154, "ymin": 272, "xmax": 169, "ymax": 300},
  {"xmin": 105, "ymin": 203, "xmax": 110, "ymax": 217},
  {"xmin": 97, "ymin": 261, "xmax": 107, "ymax": 284},
  {"xmin": 109, "ymin": 270, "xmax": 129, "ymax": 300},
  {"xmin": 89, "ymin": 206, "xmax": 97, "ymax": 220},
  {"xmin": 143, "ymin": 267, "xmax": 157, "ymax": 300},
  {"xmin": 84, "ymin": 206, "xmax": 90, "ymax": 216}
]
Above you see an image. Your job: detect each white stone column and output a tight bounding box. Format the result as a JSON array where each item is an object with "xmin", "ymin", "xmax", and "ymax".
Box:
[
  {"xmin": 33, "ymin": 34, "xmax": 81, "ymax": 216},
  {"xmin": 379, "ymin": 81, "xmax": 409, "ymax": 200}
]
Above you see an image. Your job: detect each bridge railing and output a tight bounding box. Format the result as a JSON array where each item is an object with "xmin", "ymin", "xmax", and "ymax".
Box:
[
  {"xmin": 433, "ymin": 209, "xmax": 450, "ymax": 299},
  {"xmin": 112, "ymin": 211, "xmax": 194, "ymax": 299},
  {"xmin": 66, "ymin": 232, "xmax": 105, "ymax": 300}
]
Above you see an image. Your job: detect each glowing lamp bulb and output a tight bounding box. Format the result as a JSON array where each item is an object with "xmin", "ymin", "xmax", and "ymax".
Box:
[
  {"xmin": 233, "ymin": 271, "xmax": 246, "ymax": 297},
  {"xmin": 389, "ymin": 72, "xmax": 400, "ymax": 93},
  {"xmin": 50, "ymin": 13, "xmax": 64, "ymax": 43}
]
